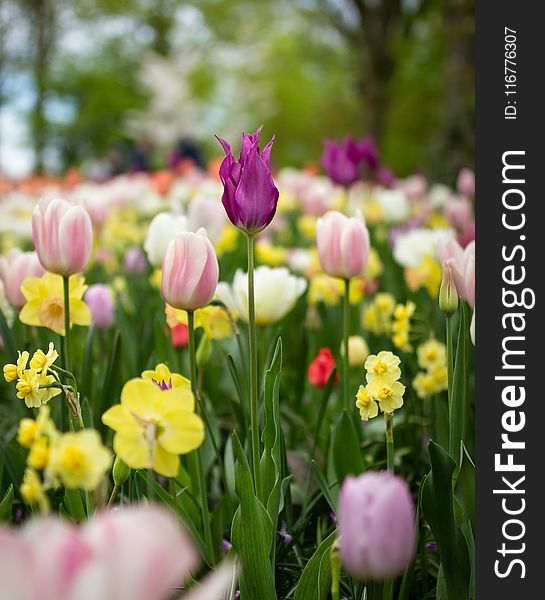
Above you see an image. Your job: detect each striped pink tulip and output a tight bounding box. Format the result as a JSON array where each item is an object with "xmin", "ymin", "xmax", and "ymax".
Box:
[
  {"xmin": 161, "ymin": 229, "xmax": 219, "ymax": 311},
  {"xmin": 32, "ymin": 198, "xmax": 93, "ymax": 276},
  {"xmin": 315, "ymin": 211, "xmax": 370, "ymax": 280}
]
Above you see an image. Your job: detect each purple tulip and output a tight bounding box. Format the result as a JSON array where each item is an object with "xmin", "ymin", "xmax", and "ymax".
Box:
[
  {"xmin": 85, "ymin": 284, "xmax": 115, "ymax": 330},
  {"xmin": 338, "ymin": 471, "xmax": 416, "ymax": 580},
  {"xmin": 216, "ymin": 127, "xmax": 279, "ymax": 235},
  {"xmin": 359, "ymin": 137, "xmax": 380, "ymax": 171}
]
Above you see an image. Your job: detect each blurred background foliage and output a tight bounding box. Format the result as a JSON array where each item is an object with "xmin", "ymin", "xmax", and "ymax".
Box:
[{"xmin": 0, "ymin": 0, "xmax": 473, "ymax": 182}]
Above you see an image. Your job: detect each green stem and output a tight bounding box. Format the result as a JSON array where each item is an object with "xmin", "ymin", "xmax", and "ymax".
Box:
[
  {"xmin": 446, "ymin": 315, "xmax": 454, "ymax": 456},
  {"xmin": 246, "ymin": 233, "xmax": 261, "ymax": 496},
  {"xmin": 342, "ymin": 278, "xmax": 350, "ymax": 413},
  {"xmin": 385, "ymin": 412, "xmax": 394, "ymax": 473},
  {"xmin": 62, "ymin": 275, "xmax": 71, "ymax": 374},
  {"xmin": 187, "ymin": 310, "xmax": 215, "ymax": 562}
]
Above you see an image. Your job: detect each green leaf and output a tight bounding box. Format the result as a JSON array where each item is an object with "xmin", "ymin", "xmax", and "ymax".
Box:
[
  {"xmin": 311, "ymin": 460, "xmax": 338, "ymax": 514},
  {"xmin": 0, "ymin": 484, "xmax": 14, "ymax": 522},
  {"xmin": 63, "ymin": 488, "xmax": 87, "ymax": 522},
  {"xmin": 0, "ymin": 308, "xmax": 17, "ymax": 363},
  {"xmin": 311, "ymin": 368, "xmax": 337, "ymax": 458},
  {"xmin": 231, "ymin": 433, "xmax": 276, "ymax": 600},
  {"xmin": 260, "ymin": 337, "xmax": 283, "ymax": 538},
  {"xmin": 294, "ymin": 530, "xmax": 336, "ymax": 600},
  {"xmin": 454, "ymin": 442, "xmax": 475, "ymax": 532},
  {"xmin": 96, "ymin": 330, "xmax": 122, "ymax": 428},
  {"xmin": 332, "ymin": 411, "xmax": 364, "ymax": 484},
  {"xmin": 421, "ymin": 441, "xmax": 470, "ymax": 600}
]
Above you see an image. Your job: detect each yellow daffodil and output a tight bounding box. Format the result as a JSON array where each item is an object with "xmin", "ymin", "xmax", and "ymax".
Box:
[
  {"xmin": 417, "ymin": 339, "xmax": 446, "ymax": 372},
  {"xmin": 367, "ymin": 378, "xmax": 406, "ymax": 413},
  {"xmin": 308, "ymin": 274, "xmax": 343, "ymax": 306},
  {"xmin": 166, "ymin": 304, "xmax": 232, "ymax": 340},
  {"xmin": 375, "ymin": 293, "xmax": 396, "ymax": 316},
  {"xmin": 17, "ymin": 418, "xmax": 39, "ymax": 448},
  {"xmin": 141, "ymin": 363, "xmax": 190, "ymax": 391},
  {"xmin": 214, "ymin": 225, "xmax": 239, "ymax": 257},
  {"xmin": 364, "ymin": 248, "xmax": 384, "ymax": 280},
  {"xmin": 356, "ymin": 385, "xmax": 379, "ymax": 421},
  {"xmin": 20, "ymin": 468, "xmax": 49, "ymax": 512},
  {"xmin": 28, "ymin": 437, "xmax": 50, "ymax": 470},
  {"xmin": 362, "ymin": 293, "xmax": 396, "ymax": 336},
  {"xmin": 19, "ymin": 272, "xmax": 91, "ymax": 335},
  {"xmin": 15, "ymin": 368, "xmax": 61, "ymax": 408},
  {"xmin": 256, "ymin": 242, "xmax": 288, "ymax": 266},
  {"xmin": 47, "ymin": 430, "xmax": 112, "ymax": 490},
  {"xmin": 102, "ymin": 378, "xmax": 204, "ymax": 477},
  {"xmin": 3, "ymin": 350, "xmax": 30, "ymax": 382},
  {"xmin": 364, "ymin": 351, "xmax": 401, "ymax": 384},
  {"xmin": 29, "ymin": 342, "xmax": 59, "ymax": 375},
  {"xmin": 405, "ymin": 255, "xmax": 442, "ymax": 298}
]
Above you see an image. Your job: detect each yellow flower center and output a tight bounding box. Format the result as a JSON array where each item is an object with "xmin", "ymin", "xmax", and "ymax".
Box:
[
  {"xmin": 356, "ymin": 388, "xmax": 372, "ymax": 407},
  {"xmin": 38, "ymin": 297, "xmax": 65, "ymax": 333},
  {"xmin": 60, "ymin": 445, "xmax": 87, "ymax": 477},
  {"xmin": 373, "ymin": 360, "xmax": 389, "ymax": 375},
  {"xmin": 16, "ymin": 380, "xmax": 33, "ymax": 397},
  {"xmin": 378, "ymin": 386, "xmax": 393, "ymax": 401},
  {"xmin": 426, "ymin": 349, "xmax": 438, "ymax": 361},
  {"xmin": 28, "ymin": 441, "xmax": 50, "ymax": 470},
  {"xmin": 21, "ymin": 481, "xmax": 40, "ymax": 504}
]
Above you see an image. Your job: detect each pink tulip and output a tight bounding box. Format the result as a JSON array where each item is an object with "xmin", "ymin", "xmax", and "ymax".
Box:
[
  {"xmin": 123, "ymin": 246, "xmax": 147, "ymax": 274},
  {"xmin": 436, "ymin": 238, "xmax": 475, "ymax": 301},
  {"xmin": 162, "ymin": 228, "xmax": 219, "ymax": 311},
  {"xmin": 457, "ymin": 167, "xmax": 475, "ymax": 197},
  {"xmin": 85, "ymin": 284, "xmax": 115, "ymax": 329},
  {"xmin": 0, "ymin": 505, "xmax": 236, "ymax": 600},
  {"xmin": 0, "ymin": 249, "xmax": 45, "ymax": 308},
  {"xmin": 465, "ymin": 251, "xmax": 475, "ymax": 309},
  {"xmin": 32, "ymin": 198, "xmax": 93, "ymax": 276},
  {"xmin": 338, "ymin": 472, "xmax": 416, "ymax": 580},
  {"xmin": 315, "ymin": 211, "xmax": 370, "ymax": 280},
  {"xmin": 444, "ymin": 195, "xmax": 473, "ymax": 230}
]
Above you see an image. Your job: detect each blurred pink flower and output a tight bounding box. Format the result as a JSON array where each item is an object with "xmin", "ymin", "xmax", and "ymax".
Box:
[
  {"xmin": 85, "ymin": 284, "xmax": 115, "ymax": 330},
  {"xmin": 0, "ymin": 505, "xmax": 234, "ymax": 600},
  {"xmin": 338, "ymin": 472, "xmax": 416, "ymax": 580},
  {"xmin": 436, "ymin": 238, "xmax": 475, "ymax": 301},
  {"xmin": 457, "ymin": 167, "xmax": 475, "ymax": 197},
  {"xmin": 444, "ymin": 195, "xmax": 473, "ymax": 230},
  {"xmin": 0, "ymin": 249, "xmax": 44, "ymax": 308},
  {"xmin": 315, "ymin": 211, "xmax": 370, "ymax": 280},
  {"xmin": 123, "ymin": 246, "xmax": 147, "ymax": 274}
]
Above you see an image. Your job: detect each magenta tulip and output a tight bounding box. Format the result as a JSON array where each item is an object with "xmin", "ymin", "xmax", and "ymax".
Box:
[
  {"xmin": 0, "ymin": 249, "xmax": 44, "ymax": 308},
  {"xmin": 85, "ymin": 284, "xmax": 115, "ymax": 329},
  {"xmin": 216, "ymin": 127, "xmax": 279, "ymax": 234},
  {"xmin": 162, "ymin": 228, "xmax": 219, "ymax": 311},
  {"xmin": 315, "ymin": 211, "xmax": 370, "ymax": 280},
  {"xmin": 32, "ymin": 198, "xmax": 93, "ymax": 276},
  {"xmin": 338, "ymin": 472, "xmax": 416, "ymax": 580},
  {"xmin": 321, "ymin": 136, "xmax": 378, "ymax": 186}
]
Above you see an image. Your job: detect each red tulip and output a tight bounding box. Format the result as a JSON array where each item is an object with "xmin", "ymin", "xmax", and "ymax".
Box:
[{"xmin": 308, "ymin": 348, "xmax": 339, "ymax": 387}]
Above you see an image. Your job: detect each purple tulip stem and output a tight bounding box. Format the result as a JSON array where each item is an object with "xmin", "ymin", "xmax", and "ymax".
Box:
[{"xmin": 246, "ymin": 233, "xmax": 262, "ymax": 497}]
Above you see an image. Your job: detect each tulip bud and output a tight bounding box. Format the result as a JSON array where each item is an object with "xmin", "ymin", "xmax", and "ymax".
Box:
[
  {"xmin": 196, "ymin": 334, "xmax": 212, "ymax": 369},
  {"xmin": 216, "ymin": 127, "xmax": 280, "ymax": 234},
  {"xmin": 85, "ymin": 284, "xmax": 115, "ymax": 330},
  {"xmin": 341, "ymin": 335, "xmax": 370, "ymax": 368},
  {"xmin": 315, "ymin": 211, "xmax": 370, "ymax": 280},
  {"xmin": 32, "ymin": 198, "xmax": 93, "ymax": 276},
  {"xmin": 161, "ymin": 229, "xmax": 219, "ymax": 311},
  {"xmin": 439, "ymin": 264, "xmax": 458, "ymax": 317},
  {"xmin": 308, "ymin": 348, "xmax": 339, "ymax": 388},
  {"xmin": 113, "ymin": 455, "xmax": 130, "ymax": 486},
  {"xmin": 338, "ymin": 471, "xmax": 416, "ymax": 580}
]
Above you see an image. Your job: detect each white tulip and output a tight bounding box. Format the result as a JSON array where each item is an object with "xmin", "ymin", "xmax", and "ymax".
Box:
[
  {"xmin": 144, "ymin": 212, "xmax": 187, "ymax": 268},
  {"xmin": 216, "ymin": 266, "xmax": 307, "ymax": 325},
  {"xmin": 187, "ymin": 195, "xmax": 226, "ymax": 243},
  {"xmin": 393, "ymin": 228, "xmax": 455, "ymax": 268}
]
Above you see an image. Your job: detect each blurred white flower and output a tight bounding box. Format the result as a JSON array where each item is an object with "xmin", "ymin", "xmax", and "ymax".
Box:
[
  {"xmin": 374, "ymin": 189, "xmax": 410, "ymax": 223},
  {"xmin": 144, "ymin": 212, "xmax": 187, "ymax": 268},
  {"xmin": 216, "ymin": 266, "xmax": 307, "ymax": 325},
  {"xmin": 393, "ymin": 228, "xmax": 455, "ymax": 268}
]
